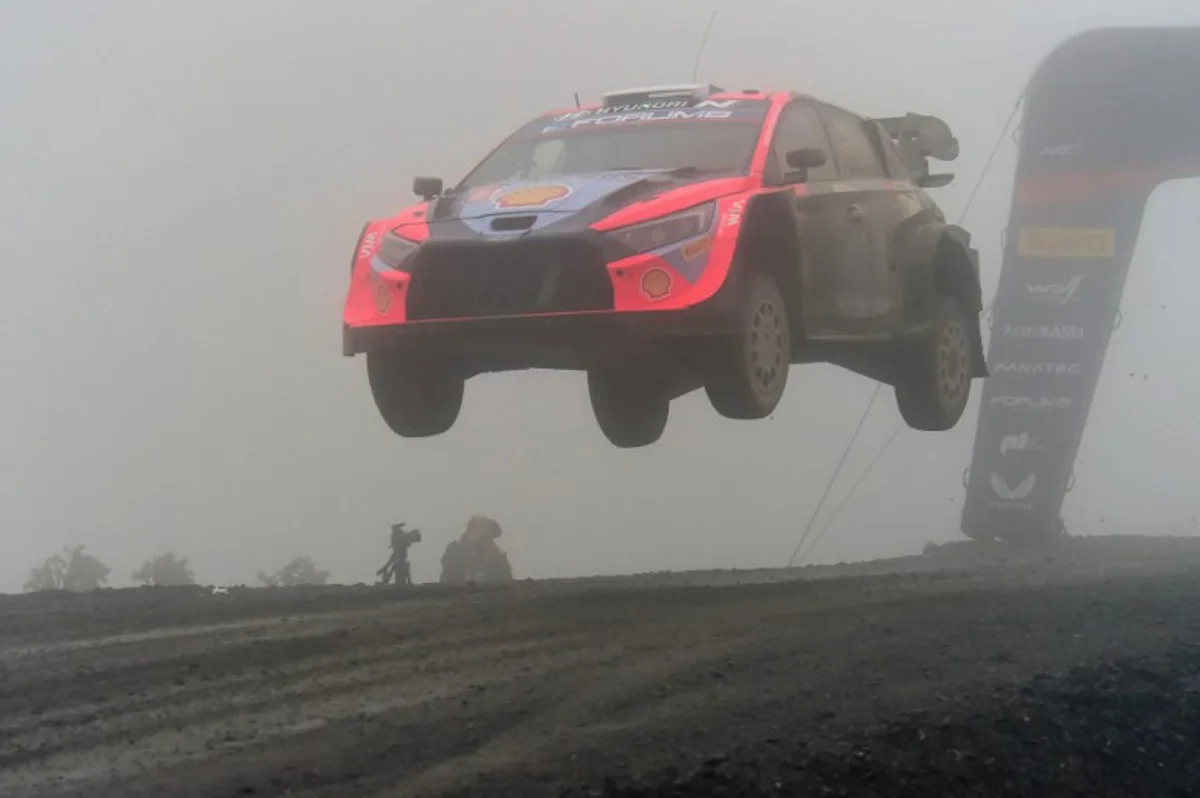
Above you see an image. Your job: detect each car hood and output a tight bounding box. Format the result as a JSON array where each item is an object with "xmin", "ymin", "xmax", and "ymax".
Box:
[{"xmin": 415, "ymin": 169, "xmax": 743, "ymax": 237}]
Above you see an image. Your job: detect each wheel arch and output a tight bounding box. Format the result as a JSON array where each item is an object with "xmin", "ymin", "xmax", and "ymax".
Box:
[
  {"xmin": 934, "ymin": 225, "xmax": 984, "ymax": 314},
  {"xmin": 732, "ymin": 190, "xmax": 804, "ymax": 333},
  {"xmin": 897, "ymin": 221, "xmax": 987, "ymax": 377},
  {"xmin": 932, "ymin": 226, "xmax": 987, "ymax": 378}
]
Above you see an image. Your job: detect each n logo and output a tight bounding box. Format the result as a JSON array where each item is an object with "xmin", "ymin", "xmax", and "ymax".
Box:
[{"xmin": 990, "ymin": 473, "xmax": 1036, "ymax": 500}]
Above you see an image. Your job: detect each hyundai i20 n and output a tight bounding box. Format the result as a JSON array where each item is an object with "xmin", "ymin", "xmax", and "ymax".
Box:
[{"xmin": 343, "ymin": 84, "xmax": 987, "ymax": 447}]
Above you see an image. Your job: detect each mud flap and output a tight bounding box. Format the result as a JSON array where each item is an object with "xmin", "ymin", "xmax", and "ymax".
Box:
[
  {"xmin": 969, "ymin": 313, "xmax": 989, "ymax": 378},
  {"xmin": 962, "ymin": 242, "xmax": 988, "ymax": 378}
]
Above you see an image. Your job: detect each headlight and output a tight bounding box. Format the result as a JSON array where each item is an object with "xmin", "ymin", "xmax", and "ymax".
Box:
[
  {"xmin": 376, "ymin": 230, "xmax": 421, "ymax": 271},
  {"xmin": 606, "ymin": 202, "xmax": 716, "ymax": 255}
]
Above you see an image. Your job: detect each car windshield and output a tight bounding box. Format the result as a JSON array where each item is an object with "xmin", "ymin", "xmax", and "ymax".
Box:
[{"xmin": 455, "ymin": 101, "xmax": 769, "ymax": 190}]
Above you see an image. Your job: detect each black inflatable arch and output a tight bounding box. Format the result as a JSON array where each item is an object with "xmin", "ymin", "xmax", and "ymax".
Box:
[{"xmin": 962, "ymin": 27, "xmax": 1200, "ymax": 542}]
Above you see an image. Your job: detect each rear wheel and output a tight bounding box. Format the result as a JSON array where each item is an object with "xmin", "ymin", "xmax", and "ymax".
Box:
[
  {"xmin": 588, "ymin": 366, "xmax": 669, "ymax": 448},
  {"xmin": 705, "ymin": 273, "xmax": 791, "ymax": 419},
  {"xmin": 366, "ymin": 348, "xmax": 464, "ymax": 437},
  {"xmin": 894, "ymin": 297, "xmax": 972, "ymax": 431}
]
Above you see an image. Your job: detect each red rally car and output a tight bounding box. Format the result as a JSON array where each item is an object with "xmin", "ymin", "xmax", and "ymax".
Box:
[{"xmin": 343, "ymin": 84, "xmax": 988, "ymax": 447}]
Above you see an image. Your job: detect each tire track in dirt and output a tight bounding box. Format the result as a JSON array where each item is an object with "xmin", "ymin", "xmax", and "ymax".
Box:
[{"xmin": 2, "ymin": 536, "xmax": 1200, "ymax": 797}]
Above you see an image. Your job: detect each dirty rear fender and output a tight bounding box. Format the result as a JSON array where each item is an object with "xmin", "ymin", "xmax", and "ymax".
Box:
[{"xmin": 895, "ymin": 220, "xmax": 982, "ymax": 326}]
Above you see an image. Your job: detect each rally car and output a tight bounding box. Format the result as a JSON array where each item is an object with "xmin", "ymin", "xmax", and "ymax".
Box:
[{"xmin": 343, "ymin": 84, "xmax": 987, "ymax": 447}]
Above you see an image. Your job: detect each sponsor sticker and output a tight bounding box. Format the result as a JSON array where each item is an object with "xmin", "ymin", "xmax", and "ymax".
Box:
[
  {"xmin": 552, "ymin": 98, "xmax": 740, "ymax": 122},
  {"xmin": 989, "ymin": 396, "xmax": 1073, "ymax": 409},
  {"xmin": 492, "ymin": 184, "xmax": 572, "ymax": 209},
  {"xmin": 991, "ymin": 361, "xmax": 1082, "ymax": 376},
  {"xmin": 357, "ymin": 230, "xmax": 380, "ymax": 261},
  {"xmin": 722, "ymin": 199, "xmax": 746, "ymax": 229},
  {"xmin": 1000, "ymin": 432, "xmax": 1045, "ymax": 455},
  {"xmin": 1017, "ymin": 227, "xmax": 1115, "ymax": 259},
  {"xmin": 1024, "ymin": 274, "xmax": 1083, "ymax": 305},
  {"xmin": 1001, "ymin": 324, "xmax": 1085, "ymax": 340},
  {"xmin": 1039, "ymin": 144, "xmax": 1080, "ymax": 156},
  {"xmin": 989, "ymin": 472, "xmax": 1036, "ymax": 510},
  {"xmin": 640, "ymin": 268, "xmax": 672, "ymax": 300}
]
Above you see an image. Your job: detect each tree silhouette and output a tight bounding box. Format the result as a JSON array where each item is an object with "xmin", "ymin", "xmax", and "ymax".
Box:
[
  {"xmin": 23, "ymin": 545, "xmax": 111, "ymax": 592},
  {"xmin": 131, "ymin": 552, "xmax": 196, "ymax": 586},
  {"xmin": 257, "ymin": 556, "xmax": 330, "ymax": 588}
]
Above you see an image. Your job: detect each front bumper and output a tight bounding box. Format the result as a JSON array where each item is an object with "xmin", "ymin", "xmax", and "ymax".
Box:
[{"xmin": 342, "ymin": 302, "xmax": 738, "ymax": 358}]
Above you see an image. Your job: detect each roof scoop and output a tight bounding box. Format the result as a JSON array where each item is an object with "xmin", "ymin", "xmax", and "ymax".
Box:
[{"xmin": 600, "ymin": 83, "xmax": 725, "ymax": 107}]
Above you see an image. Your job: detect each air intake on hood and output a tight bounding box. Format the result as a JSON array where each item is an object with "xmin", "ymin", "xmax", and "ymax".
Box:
[{"xmin": 490, "ymin": 215, "xmax": 537, "ymax": 232}]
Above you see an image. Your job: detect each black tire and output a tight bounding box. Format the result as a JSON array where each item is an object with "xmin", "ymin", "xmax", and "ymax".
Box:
[
  {"xmin": 588, "ymin": 366, "xmax": 669, "ymax": 448},
  {"xmin": 705, "ymin": 272, "xmax": 791, "ymax": 419},
  {"xmin": 894, "ymin": 297, "xmax": 972, "ymax": 431},
  {"xmin": 366, "ymin": 349, "xmax": 464, "ymax": 437}
]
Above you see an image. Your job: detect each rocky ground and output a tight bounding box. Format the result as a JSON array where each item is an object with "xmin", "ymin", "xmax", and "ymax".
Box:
[{"xmin": 2, "ymin": 535, "xmax": 1200, "ymax": 797}]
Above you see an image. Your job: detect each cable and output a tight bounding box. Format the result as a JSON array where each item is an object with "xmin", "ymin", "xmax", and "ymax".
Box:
[
  {"xmin": 691, "ymin": 8, "xmax": 719, "ymax": 83},
  {"xmin": 784, "ymin": 85, "xmax": 1028, "ymax": 567},
  {"xmin": 786, "ymin": 382, "xmax": 882, "ymax": 567},
  {"xmin": 958, "ymin": 90, "xmax": 1025, "ymax": 223},
  {"xmin": 795, "ymin": 423, "xmax": 904, "ymax": 565}
]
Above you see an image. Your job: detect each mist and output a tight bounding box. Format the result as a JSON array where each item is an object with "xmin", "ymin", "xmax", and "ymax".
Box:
[{"xmin": 4, "ymin": 0, "xmax": 1200, "ymax": 592}]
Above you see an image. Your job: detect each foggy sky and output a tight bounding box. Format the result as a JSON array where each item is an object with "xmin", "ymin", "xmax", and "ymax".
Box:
[{"xmin": 4, "ymin": 0, "xmax": 1200, "ymax": 592}]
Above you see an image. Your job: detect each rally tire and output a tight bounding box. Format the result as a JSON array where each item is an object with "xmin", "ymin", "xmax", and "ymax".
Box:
[
  {"xmin": 894, "ymin": 297, "xmax": 972, "ymax": 431},
  {"xmin": 366, "ymin": 349, "xmax": 464, "ymax": 438},
  {"xmin": 588, "ymin": 367, "xmax": 669, "ymax": 448},
  {"xmin": 705, "ymin": 272, "xmax": 791, "ymax": 420}
]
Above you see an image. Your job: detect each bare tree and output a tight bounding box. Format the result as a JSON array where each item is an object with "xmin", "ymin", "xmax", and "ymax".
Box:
[
  {"xmin": 131, "ymin": 552, "xmax": 196, "ymax": 586},
  {"xmin": 23, "ymin": 545, "xmax": 111, "ymax": 593},
  {"xmin": 257, "ymin": 556, "xmax": 330, "ymax": 588}
]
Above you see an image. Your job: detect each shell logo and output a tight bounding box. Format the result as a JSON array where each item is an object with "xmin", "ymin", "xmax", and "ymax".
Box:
[
  {"xmin": 640, "ymin": 268, "xmax": 672, "ymax": 300},
  {"xmin": 492, "ymin": 184, "xmax": 572, "ymax": 209}
]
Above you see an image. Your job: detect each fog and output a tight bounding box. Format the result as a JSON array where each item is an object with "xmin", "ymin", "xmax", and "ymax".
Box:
[{"xmin": 4, "ymin": 0, "xmax": 1200, "ymax": 592}]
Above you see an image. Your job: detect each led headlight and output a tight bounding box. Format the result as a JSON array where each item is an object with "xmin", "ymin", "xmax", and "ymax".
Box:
[
  {"xmin": 376, "ymin": 230, "xmax": 421, "ymax": 271},
  {"xmin": 606, "ymin": 201, "xmax": 716, "ymax": 255}
]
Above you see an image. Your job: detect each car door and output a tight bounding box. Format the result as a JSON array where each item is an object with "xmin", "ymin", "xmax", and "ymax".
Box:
[
  {"xmin": 760, "ymin": 100, "xmax": 848, "ymax": 335},
  {"xmin": 814, "ymin": 103, "xmax": 900, "ymax": 334}
]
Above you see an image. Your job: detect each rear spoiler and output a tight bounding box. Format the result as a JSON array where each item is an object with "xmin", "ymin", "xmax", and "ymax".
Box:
[{"xmin": 869, "ymin": 113, "xmax": 959, "ymax": 188}]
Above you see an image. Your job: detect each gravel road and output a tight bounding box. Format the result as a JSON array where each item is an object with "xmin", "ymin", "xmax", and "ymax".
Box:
[{"xmin": 3, "ymin": 535, "xmax": 1199, "ymax": 797}]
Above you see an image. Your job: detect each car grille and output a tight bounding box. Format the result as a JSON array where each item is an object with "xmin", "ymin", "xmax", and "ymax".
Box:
[{"xmin": 407, "ymin": 238, "xmax": 614, "ymax": 321}]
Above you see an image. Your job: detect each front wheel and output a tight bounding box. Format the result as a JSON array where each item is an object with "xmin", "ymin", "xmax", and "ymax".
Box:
[
  {"xmin": 366, "ymin": 349, "xmax": 465, "ymax": 437},
  {"xmin": 705, "ymin": 272, "xmax": 792, "ymax": 419},
  {"xmin": 588, "ymin": 366, "xmax": 669, "ymax": 448},
  {"xmin": 894, "ymin": 297, "xmax": 972, "ymax": 431}
]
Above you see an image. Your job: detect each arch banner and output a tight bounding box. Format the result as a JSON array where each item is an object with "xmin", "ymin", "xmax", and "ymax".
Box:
[{"xmin": 962, "ymin": 27, "xmax": 1200, "ymax": 541}]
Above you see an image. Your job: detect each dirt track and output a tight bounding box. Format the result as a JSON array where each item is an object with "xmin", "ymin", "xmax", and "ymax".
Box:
[{"xmin": 3, "ymin": 535, "xmax": 1200, "ymax": 797}]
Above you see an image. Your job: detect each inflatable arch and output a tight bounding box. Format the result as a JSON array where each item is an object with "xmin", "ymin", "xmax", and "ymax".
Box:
[{"xmin": 962, "ymin": 27, "xmax": 1200, "ymax": 542}]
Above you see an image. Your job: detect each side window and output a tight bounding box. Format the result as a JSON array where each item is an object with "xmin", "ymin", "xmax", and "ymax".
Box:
[
  {"xmin": 766, "ymin": 103, "xmax": 837, "ymax": 183},
  {"xmin": 819, "ymin": 106, "xmax": 887, "ymax": 179}
]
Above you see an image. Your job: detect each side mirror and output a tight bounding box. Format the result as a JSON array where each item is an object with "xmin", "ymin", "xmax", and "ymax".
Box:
[
  {"xmin": 786, "ymin": 147, "xmax": 827, "ymax": 170},
  {"xmin": 413, "ymin": 176, "xmax": 443, "ymax": 200}
]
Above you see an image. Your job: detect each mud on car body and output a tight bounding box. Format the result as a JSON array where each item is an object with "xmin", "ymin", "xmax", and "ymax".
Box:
[{"xmin": 343, "ymin": 84, "xmax": 987, "ymax": 447}]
